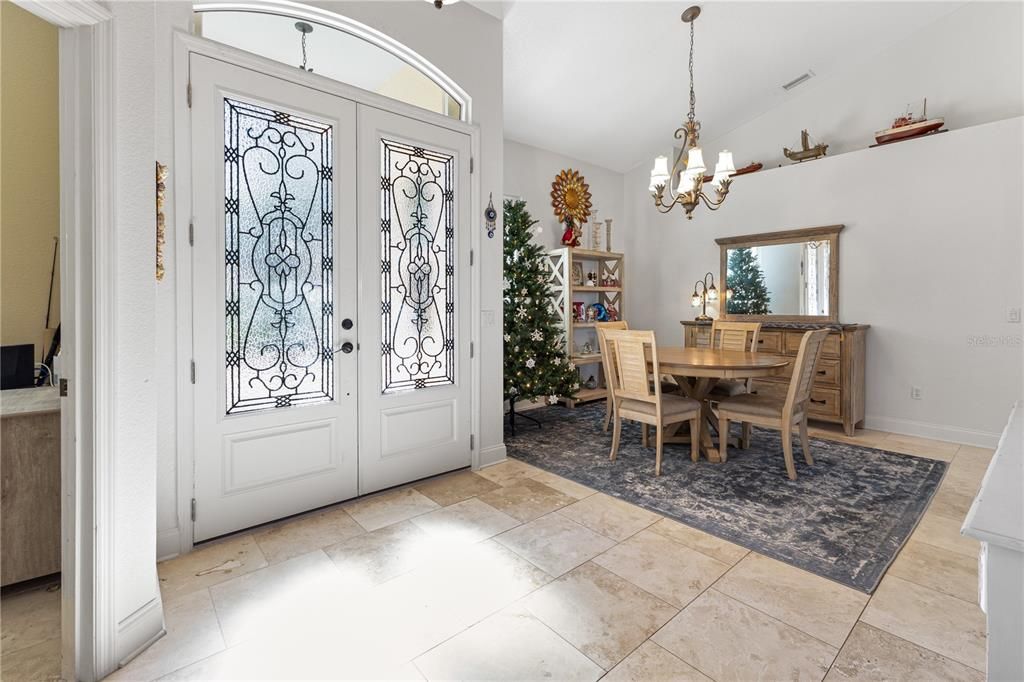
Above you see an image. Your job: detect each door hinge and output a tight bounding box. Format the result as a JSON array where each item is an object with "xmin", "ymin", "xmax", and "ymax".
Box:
[
  {"xmin": 188, "ymin": 221, "xmax": 194, "ymax": 246},
  {"xmin": 470, "ymin": 157, "xmax": 474, "ymax": 174},
  {"xmin": 470, "ymin": 434, "xmax": 474, "ymax": 450},
  {"xmin": 190, "ymin": 360, "xmax": 196, "ymax": 384},
  {"xmin": 59, "ymin": 378, "xmax": 69, "ymax": 397},
  {"xmin": 190, "ymin": 498, "xmax": 197, "ymax": 522},
  {"xmin": 186, "ymin": 81, "xmax": 192, "ymax": 108},
  {"xmin": 470, "ymin": 341, "xmax": 474, "ymax": 358},
  {"xmin": 469, "ymin": 249, "xmax": 474, "ymax": 267}
]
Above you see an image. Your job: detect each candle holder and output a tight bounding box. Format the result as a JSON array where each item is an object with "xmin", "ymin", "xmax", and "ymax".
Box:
[{"xmin": 605, "ymin": 218, "xmax": 614, "ymax": 252}]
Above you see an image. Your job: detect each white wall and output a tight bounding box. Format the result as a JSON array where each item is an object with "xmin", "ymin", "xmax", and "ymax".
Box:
[
  {"xmin": 155, "ymin": 0, "xmax": 504, "ymax": 559},
  {"xmin": 626, "ymin": 117, "xmax": 1023, "ymax": 445},
  {"xmin": 504, "ymin": 139, "xmax": 625, "ymax": 252},
  {"xmin": 698, "ymin": 1, "xmax": 1023, "ymax": 172}
]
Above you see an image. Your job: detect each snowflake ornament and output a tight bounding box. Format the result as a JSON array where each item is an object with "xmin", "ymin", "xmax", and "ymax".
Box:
[
  {"xmin": 530, "ymin": 330, "xmax": 543, "ymax": 341},
  {"xmin": 548, "ymin": 395, "xmax": 558, "ymax": 404},
  {"xmin": 525, "ymin": 358, "xmax": 536, "ymax": 369}
]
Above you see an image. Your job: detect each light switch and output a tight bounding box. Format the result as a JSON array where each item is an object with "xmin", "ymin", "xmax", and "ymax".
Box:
[{"xmin": 482, "ymin": 310, "xmax": 495, "ymax": 327}]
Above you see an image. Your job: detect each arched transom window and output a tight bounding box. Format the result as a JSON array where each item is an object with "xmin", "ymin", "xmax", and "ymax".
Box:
[{"xmin": 193, "ymin": 3, "xmax": 469, "ymax": 121}]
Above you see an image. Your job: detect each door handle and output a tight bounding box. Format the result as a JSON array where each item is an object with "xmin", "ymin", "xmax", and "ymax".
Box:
[
  {"xmin": 340, "ymin": 342, "xmax": 354, "ymax": 354},
  {"xmin": 342, "ymin": 318, "xmax": 353, "ymax": 330}
]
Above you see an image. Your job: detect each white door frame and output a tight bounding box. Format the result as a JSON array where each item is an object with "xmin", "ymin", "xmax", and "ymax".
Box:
[
  {"xmin": 12, "ymin": 0, "xmax": 118, "ymax": 680},
  {"xmin": 172, "ymin": 30, "xmax": 481, "ymax": 555}
]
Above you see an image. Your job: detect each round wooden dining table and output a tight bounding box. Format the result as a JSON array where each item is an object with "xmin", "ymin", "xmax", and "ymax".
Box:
[{"xmin": 648, "ymin": 347, "xmax": 790, "ymax": 462}]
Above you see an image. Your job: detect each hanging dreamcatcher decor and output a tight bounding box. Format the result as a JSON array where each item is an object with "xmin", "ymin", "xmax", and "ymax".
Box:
[{"xmin": 551, "ymin": 169, "xmax": 592, "ymax": 247}]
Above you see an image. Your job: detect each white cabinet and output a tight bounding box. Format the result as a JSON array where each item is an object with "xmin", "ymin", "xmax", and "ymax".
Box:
[{"xmin": 962, "ymin": 402, "xmax": 1024, "ymax": 681}]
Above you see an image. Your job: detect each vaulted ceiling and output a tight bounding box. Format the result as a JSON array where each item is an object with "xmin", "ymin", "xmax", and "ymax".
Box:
[{"xmin": 500, "ymin": 1, "xmax": 966, "ymax": 172}]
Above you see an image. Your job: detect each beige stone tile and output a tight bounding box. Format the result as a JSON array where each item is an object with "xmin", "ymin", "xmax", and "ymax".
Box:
[
  {"xmin": 603, "ymin": 641, "xmax": 712, "ymax": 682},
  {"xmin": 941, "ymin": 463, "xmax": 987, "ymax": 499},
  {"xmin": 879, "ymin": 433, "xmax": 959, "ymax": 461},
  {"xmin": 409, "ymin": 497, "xmax": 519, "ymax": 545},
  {"xmin": 647, "ymin": 517, "xmax": 749, "ymax": 565},
  {"xmin": 414, "ymin": 603, "xmax": 603, "ymax": 681},
  {"xmin": 557, "ymin": 493, "xmax": 659, "ymax": 542},
  {"xmin": 713, "ymin": 553, "xmax": 868, "ymax": 647},
  {"xmin": 861, "ymin": 575, "xmax": 986, "ymax": 671},
  {"xmin": 889, "ymin": 539, "xmax": 978, "ymax": 603},
  {"xmin": 478, "ymin": 477, "xmax": 575, "ymax": 522},
  {"xmin": 653, "ymin": 589, "xmax": 837, "ymax": 681},
  {"xmin": 158, "ymin": 534, "xmax": 268, "ymax": 599},
  {"xmin": 593, "ymin": 529, "xmax": 729, "ymax": 608},
  {"xmin": 526, "ymin": 468, "xmax": 598, "ymax": 500},
  {"xmin": 208, "ymin": 549, "xmax": 352, "ymax": 647},
  {"xmin": 0, "ymin": 637, "xmax": 60, "ymax": 681},
  {"xmin": 475, "ymin": 458, "xmax": 539, "ymax": 486},
  {"xmin": 108, "ymin": 589, "xmax": 225, "ymax": 681},
  {"xmin": 911, "ymin": 511, "xmax": 980, "ymax": 558},
  {"xmin": 825, "ymin": 622, "xmax": 983, "ymax": 682},
  {"xmin": 954, "ymin": 445, "xmax": 995, "ymax": 471},
  {"xmin": 412, "ymin": 469, "xmax": 500, "ymax": 506},
  {"xmin": 494, "ymin": 512, "xmax": 615, "ymax": 577},
  {"xmin": 323, "ymin": 519, "xmax": 432, "ymax": 587},
  {"xmin": 927, "ymin": 487, "xmax": 975, "ymax": 523},
  {"xmin": 524, "ymin": 562, "xmax": 678, "ymax": 670},
  {"xmin": 333, "ymin": 540, "xmax": 552, "ymax": 665},
  {"xmin": 0, "ymin": 584, "xmax": 61, "ymax": 655},
  {"xmin": 252, "ymin": 506, "xmax": 364, "ymax": 565},
  {"xmin": 343, "ymin": 487, "xmax": 440, "ymax": 531},
  {"xmin": 807, "ymin": 424, "xmax": 891, "ymax": 448}
]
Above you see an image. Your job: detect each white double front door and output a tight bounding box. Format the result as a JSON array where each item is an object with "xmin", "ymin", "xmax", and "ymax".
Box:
[{"xmin": 190, "ymin": 55, "xmax": 472, "ymax": 542}]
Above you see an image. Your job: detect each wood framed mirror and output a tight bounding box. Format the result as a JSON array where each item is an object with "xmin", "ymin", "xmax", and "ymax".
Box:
[{"xmin": 716, "ymin": 224, "xmax": 843, "ymax": 323}]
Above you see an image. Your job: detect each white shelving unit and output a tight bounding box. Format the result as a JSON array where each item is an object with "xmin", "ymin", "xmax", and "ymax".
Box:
[{"xmin": 547, "ymin": 247, "xmax": 625, "ymax": 407}]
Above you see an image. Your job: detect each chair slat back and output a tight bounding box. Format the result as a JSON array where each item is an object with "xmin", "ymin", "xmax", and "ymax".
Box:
[
  {"xmin": 596, "ymin": 321, "xmax": 629, "ymax": 396},
  {"xmin": 606, "ymin": 329, "xmax": 659, "ymax": 404},
  {"xmin": 711, "ymin": 320, "xmax": 762, "ymax": 352},
  {"xmin": 785, "ymin": 329, "xmax": 831, "ymax": 415}
]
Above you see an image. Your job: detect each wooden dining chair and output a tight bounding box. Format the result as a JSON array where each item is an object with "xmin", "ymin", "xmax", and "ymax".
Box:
[
  {"xmin": 715, "ymin": 329, "xmax": 830, "ymax": 480},
  {"xmin": 605, "ymin": 330, "xmax": 701, "ymax": 475},
  {"xmin": 596, "ymin": 321, "xmax": 629, "ymax": 432},
  {"xmin": 709, "ymin": 320, "xmax": 762, "ymax": 447}
]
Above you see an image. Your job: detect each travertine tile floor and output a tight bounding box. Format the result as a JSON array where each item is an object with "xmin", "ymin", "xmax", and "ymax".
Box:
[{"xmin": 0, "ymin": 427, "xmax": 992, "ymax": 681}]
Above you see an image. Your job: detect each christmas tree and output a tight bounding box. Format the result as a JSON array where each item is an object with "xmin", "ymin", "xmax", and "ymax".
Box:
[
  {"xmin": 503, "ymin": 199, "xmax": 578, "ymax": 416},
  {"xmin": 726, "ymin": 247, "xmax": 772, "ymax": 314}
]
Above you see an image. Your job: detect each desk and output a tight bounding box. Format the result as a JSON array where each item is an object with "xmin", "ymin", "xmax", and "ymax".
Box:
[{"xmin": 1, "ymin": 387, "xmax": 60, "ymax": 585}]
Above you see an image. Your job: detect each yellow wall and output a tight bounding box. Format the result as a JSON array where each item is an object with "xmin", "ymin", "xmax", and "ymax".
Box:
[{"xmin": 0, "ymin": 2, "xmax": 60, "ymax": 359}]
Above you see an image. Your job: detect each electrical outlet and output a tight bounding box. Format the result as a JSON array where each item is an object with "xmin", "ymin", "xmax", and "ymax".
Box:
[
  {"xmin": 910, "ymin": 386, "xmax": 923, "ymax": 400},
  {"xmin": 1008, "ymin": 307, "xmax": 1021, "ymax": 323}
]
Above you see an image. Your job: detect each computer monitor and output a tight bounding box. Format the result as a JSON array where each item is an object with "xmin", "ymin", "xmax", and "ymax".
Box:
[{"xmin": 1, "ymin": 344, "xmax": 35, "ymax": 390}]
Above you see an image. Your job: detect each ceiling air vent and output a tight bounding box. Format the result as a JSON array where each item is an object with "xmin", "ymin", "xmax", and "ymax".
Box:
[{"xmin": 782, "ymin": 70, "xmax": 815, "ymax": 92}]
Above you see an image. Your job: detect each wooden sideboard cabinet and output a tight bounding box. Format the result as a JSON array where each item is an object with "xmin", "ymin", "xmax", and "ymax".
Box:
[{"xmin": 681, "ymin": 320, "xmax": 869, "ymax": 435}]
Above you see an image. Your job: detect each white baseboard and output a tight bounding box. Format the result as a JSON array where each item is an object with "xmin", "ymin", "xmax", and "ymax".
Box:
[
  {"xmin": 865, "ymin": 414, "xmax": 1000, "ymax": 449},
  {"xmin": 115, "ymin": 596, "xmax": 165, "ymax": 669},
  {"xmin": 156, "ymin": 527, "xmax": 181, "ymax": 562},
  {"xmin": 478, "ymin": 443, "xmax": 507, "ymax": 468}
]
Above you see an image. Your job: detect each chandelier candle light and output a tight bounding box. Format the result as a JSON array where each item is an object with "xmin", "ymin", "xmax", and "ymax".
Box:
[{"xmin": 650, "ymin": 6, "xmax": 737, "ymax": 220}]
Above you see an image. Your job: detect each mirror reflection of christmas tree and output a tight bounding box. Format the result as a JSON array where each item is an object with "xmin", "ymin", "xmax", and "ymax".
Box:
[
  {"xmin": 504, "ymin": 200, "xmax": 578, "ymax": 433},
  {"xmin": 726, "ymin": 247, "xmax": 772, "ymax": 314}
]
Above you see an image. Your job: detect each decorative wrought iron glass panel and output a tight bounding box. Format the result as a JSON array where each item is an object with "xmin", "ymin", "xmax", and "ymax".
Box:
[
  {"xmin": 380, "ymin": 138, "xmax": 456, "ymax": 394},
  {"xmin": 224, "ymin": 97, "xmax": 334, "ymax": 414}
]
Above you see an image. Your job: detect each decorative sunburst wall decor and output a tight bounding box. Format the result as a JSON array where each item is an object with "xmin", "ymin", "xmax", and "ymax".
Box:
[{"xmin": 550, "ymin": 168, "xmax": 593, "ymax": 226}]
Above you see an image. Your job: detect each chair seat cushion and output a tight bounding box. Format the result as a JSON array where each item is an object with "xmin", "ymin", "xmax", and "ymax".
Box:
[
  {"xmin": 710, "ymin": 379, "xmax": 748, "ymax": 397},
  {"xmin": 620, "ymin": 394, "xmax": 700, "ymax": 420},
  {"xmin": 716, "ymin": 393, "xmax": 785, "ymax": 419}
]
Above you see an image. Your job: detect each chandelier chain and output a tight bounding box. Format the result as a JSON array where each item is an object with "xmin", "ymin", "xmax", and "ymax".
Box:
[
  {"xmin": 687, "ymin": 20, "xmax": 696, "ymax": 123},
  {"xmin": 301, "ymin": 31, "xmax": 309, "ymax": 71}
]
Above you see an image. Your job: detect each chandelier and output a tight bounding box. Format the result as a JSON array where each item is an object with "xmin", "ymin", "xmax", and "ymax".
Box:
[
  {"xmin": 649, "ymin": 6, "xmax": 737, "ymax": 220},
  {"xmin": 425, "ymin": 0, "xmax": 460, "ymax": 8}
]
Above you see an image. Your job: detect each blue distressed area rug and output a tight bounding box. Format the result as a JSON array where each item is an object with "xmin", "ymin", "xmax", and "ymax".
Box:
[{"xmin": 505, "ymin": 402, "xmax": 946, "ymax": 593}]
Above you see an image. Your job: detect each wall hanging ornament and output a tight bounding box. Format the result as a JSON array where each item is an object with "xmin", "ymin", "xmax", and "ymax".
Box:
[
  {"xmin": 155, "ymin": 161, "xmax": 167, "ymax": 281},
  {"xmin": 551, "ymin": 168, "xmax": 593, "ymax": 228},
  {"xmin": 485, "ymin": 193, "xmax": 497, "ymax": 238}
]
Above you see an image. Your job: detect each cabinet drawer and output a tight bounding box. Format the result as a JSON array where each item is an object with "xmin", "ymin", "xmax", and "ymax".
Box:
[
  {"xmin": 784, "ymin": 330, "xmax": 841, "ymax": 358},
  {"xmin": 765, "ymin": 357, "xmax": 840, "ymax": 387},
  {"xmin": 749, "ymin": 381, "xmax": 842, "ymax": 418},
  {"xmin": 755, "ymin": 330, "xmax": 784, "ymax": 353},
  {"xmin": 807, "ymin": 387, "xmax": 842, "ymax": 418}
]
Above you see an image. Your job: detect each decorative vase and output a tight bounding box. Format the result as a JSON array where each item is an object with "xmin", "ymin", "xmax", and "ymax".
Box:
[
  {"xmin": 591, "ymin": 222, "xmax": 602, "ymax": 251},
  {"xmin": 605, "ymin": 218, "xmax": 613, "ymax": 252}
]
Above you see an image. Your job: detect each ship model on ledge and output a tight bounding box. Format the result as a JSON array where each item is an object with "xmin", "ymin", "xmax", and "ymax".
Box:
[
  {"xmin": 874, "ymin": 98, "xmax": 945, "ymax": 145},
  {"xmin": 784, "ymin": 129, "xmax": 829, "ymax": 163}
]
